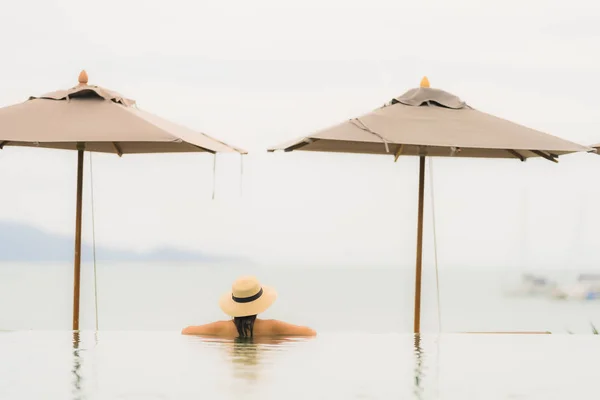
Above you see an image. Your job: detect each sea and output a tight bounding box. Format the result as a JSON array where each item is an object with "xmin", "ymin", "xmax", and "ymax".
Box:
[{"xmin": 1, "ymin": 262, "xmax": 599, "ymax": 399}]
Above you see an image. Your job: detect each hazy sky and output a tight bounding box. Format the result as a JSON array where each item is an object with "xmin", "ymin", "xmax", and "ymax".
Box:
[{"xmin": 0, "ymin": 0, "xmax": 599, "ymax": 269}]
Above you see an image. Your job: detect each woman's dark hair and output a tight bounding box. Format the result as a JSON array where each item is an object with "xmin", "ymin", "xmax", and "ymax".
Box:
[{"xmin": 233, "ymin": 315, "xmax": 257, "ymax": 338}]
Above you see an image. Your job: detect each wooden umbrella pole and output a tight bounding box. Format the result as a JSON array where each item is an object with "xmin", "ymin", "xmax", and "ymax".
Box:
[
  {"xmin": 72, "ymin": 148, "xmax": 85, "ymax": 331},
  {"xmin": 413, "ymin": 156, "xmax": 426, "ymax": 333}
]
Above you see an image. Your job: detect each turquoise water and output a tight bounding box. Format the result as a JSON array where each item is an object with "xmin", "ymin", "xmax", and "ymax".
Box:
[{"xmin": 1, "ymin": 331, "xmax": 598, "ymax": 399}]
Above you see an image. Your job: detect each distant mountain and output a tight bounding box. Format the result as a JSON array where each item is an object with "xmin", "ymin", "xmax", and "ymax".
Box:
[{"xmin": 0, "ymin": 220, "xmax": 238, "ymax": 263}]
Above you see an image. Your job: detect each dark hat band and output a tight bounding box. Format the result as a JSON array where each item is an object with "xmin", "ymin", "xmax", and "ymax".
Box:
[{"xmin": 232, "ymin": 288, "xmax": 263, "ymax": 303}]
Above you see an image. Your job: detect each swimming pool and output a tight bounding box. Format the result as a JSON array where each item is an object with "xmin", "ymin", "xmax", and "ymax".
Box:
[{"xmin": 1, "ymin": 331, "xmax": 597, "ymax": 399}]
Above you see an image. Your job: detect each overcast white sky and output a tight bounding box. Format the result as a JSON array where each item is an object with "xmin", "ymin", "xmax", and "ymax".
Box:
[{"xmin": 0, "ymin": 0, "xmax": 599, "ymax": 269}]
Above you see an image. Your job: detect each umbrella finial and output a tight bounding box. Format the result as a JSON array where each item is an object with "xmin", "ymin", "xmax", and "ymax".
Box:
[
  {"xmin": 420, "ymin": 76, "xmax": 430, "ymax": 88},
  {"xmin": 78, "ymin": 70, "xmax": 89, "ymax": 85}
]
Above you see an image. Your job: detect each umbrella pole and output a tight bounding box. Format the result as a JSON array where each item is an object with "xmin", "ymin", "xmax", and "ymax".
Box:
[
  {"xmin": 413, "ymin": 156, "xmax": 426, "ymax": 333},
  {"xmin": 72, "ymin": 149, "xmax": 84, "ymax": 331}
]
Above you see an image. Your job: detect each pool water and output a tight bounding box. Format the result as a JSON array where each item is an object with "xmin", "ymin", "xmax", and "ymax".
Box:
[{"xmin": 1, "ymin": 331, "xmax": 597, "ymax": 399}]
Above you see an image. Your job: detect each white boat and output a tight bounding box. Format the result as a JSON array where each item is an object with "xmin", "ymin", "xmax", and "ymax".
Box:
[
  {"xmin": 504, "ymin": 274, "xmax": 556, "ymax": 297},
  {"xmin": 551, "ymin": 274, "xmax": 600, "ymax": 300}
]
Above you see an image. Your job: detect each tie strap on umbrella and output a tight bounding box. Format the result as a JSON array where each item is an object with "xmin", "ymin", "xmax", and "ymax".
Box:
[{"xmin": 349, "ymin": 117, "xmax": 391, "ymax": 153}]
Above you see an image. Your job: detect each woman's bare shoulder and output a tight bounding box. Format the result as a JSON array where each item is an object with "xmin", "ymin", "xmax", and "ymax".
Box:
[
  {"xmin": 259, "ymin": 319, "xmax": 317, "ymax": 337},
  {"xmin": 181, "ymin": 320, "xmax": 234, "ymax": 336}
]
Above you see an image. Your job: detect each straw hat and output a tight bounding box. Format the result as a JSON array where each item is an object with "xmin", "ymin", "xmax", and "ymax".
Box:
[{"xmin": 219, "ymin": 276, "xmax": 277, "ymax": 317}]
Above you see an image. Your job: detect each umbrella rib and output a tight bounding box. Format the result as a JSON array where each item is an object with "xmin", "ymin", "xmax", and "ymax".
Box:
[
  {"xmin": 111, "ymin": 142, "xmax": 123, "ymax": 157},
  {"xmin": 189, "ymin": 144, "xmax": 216, "ymax": 154},
  {"xmin": 285, "ymin": 139, "xmax": 317, "ymax": 152},
  {"xmin": 109, "ymin": 140, "xmax": 217, "ymax": 155},
  {"xmin": 506, "ymin": 149, "xmax": 525, "ymax": 162},
  {"xmin": 531, "ymin": 150, "xmax": 558, "ymax": 163},
  {"xmin": 394, "ymin": 144, "xmax": 404, "ymax": 162}
]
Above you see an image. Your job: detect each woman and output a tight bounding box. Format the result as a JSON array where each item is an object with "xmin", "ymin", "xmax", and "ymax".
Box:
[{"xmin": 182, "ymin": 276, "xmax": 316, "ymax": 338}]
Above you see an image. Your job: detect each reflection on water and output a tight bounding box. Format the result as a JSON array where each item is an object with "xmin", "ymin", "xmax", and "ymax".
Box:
[
  {"xmin": 412, "ymin": 334, "xmax": 442, "ymax": 400},
  {"xmin": 198, "ymin": 336, "xmax": 308, "ymax": 383},
  {"xmin": 71, "ymin": 332, "xmax": 84, "ymax": 400},
  {"xmin": 2, "ymin": 331, "xmax": 600, "ymax": 399},
  {"xmin": 413, "ymin": 334, "xmax": 424, "ymax": 400},
  {"xmin": 230, "ymin": 338, "xmax": 261, "ymax": 381}
]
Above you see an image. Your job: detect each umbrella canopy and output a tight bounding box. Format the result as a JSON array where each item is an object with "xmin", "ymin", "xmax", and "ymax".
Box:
[
  {"xmin": 269, "ymin": 77, "xmax": 588, "ymax": 162},
  {"xmin": 0, "ymin": 71, "xmax": 245, "ymax": 331},
  {"xmin": 0, "ymin": 71, "xmax": 245, "ymax": 155},
  {"xmin": 268, "ymin": 77, "xmax": 592, "ymax": 333}
]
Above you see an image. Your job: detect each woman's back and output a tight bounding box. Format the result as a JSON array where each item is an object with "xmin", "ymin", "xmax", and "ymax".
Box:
[{"xmin": 182, "ymin": 318, "xmax": 316, "ymax": 338}]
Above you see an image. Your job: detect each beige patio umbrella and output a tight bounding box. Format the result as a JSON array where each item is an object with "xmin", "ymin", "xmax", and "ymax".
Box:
[
  {"xmin": 268, "ymin": 77, "xmax": 592, "ymax": 333},
  {"xmin": 0, "ymin": 70, "xmax": 246, "ymax": 330}
]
